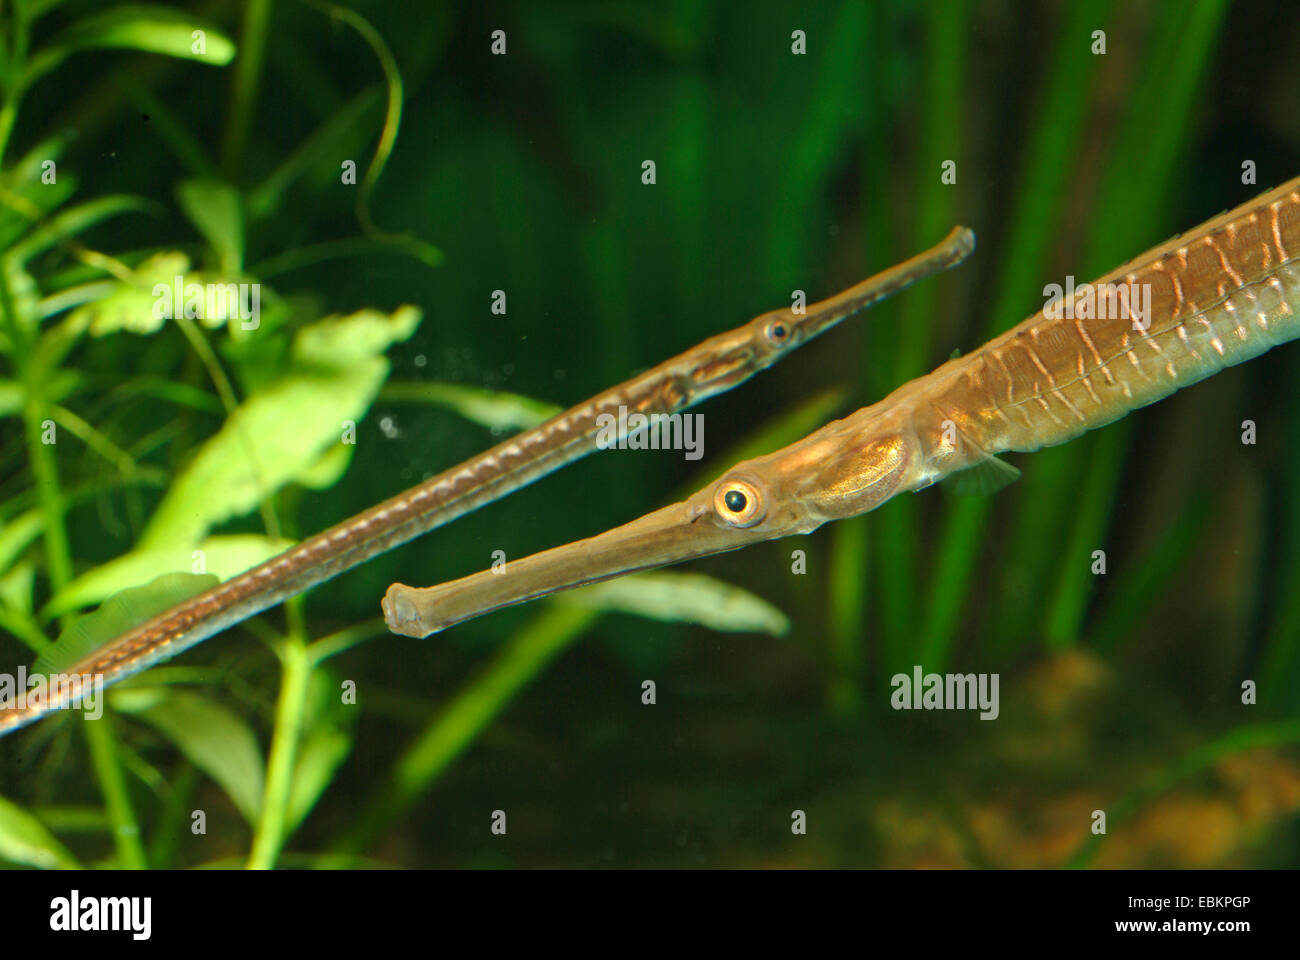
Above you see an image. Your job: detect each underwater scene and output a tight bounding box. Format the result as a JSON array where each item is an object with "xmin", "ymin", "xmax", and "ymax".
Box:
[{"xmin": 0, "ymin": 0, "xmax": 1297, "ymax": 882}]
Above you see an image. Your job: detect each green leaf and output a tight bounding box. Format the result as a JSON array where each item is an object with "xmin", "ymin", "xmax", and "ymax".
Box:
[
  {"xmin": 286, "ymin": 726, "xmax": 351, "ymax": 833},
  {"xmin": 0, "ymin": 380, "xmax": 20, "ymax": 417},
  {"xmin": 44, "ymin": 535, "xmax": 291, "ymax": 620},
  {"xmin": 0, "ymin": 509, "xmax": 44, "ymax": 577},
  {"xmin": 34, "ymin": 5, "xmax": 236, "ymax": 80},
  {"xmin": 176, "ymin": 179, "xmax": 243, "ymax": 273},
  {"xmin": 247, "ymin": 87, "xmax": 386, "ymax": 219},
  {"xmin": 0, "ymin": 135, "xmax": 77, "ymax": 250},
  {"xmin": 556, "ymin": 570, "xmax": 790, "ymax": 636},
  {"xmin": 138, "ymin": 308, "xmax": 420, "ymax": 548},
  {"xmin": 0, "ymin": 794, "xmax": 81, "ymax": 869},
  {"xmin": 380, "ymin": 380, "xmax": 560, "ymax": 432},
  {"xmin": 71, "ymin": 251, "xmax": 189, "ymax": 337},
  {"xmin": 286, "ymin": 672, "xmax": 355, "ymax": 833},
  {"xmin": 140, "ymin": 370, "xmax": 385, "ymax": 547},
  {"xmin": 116, "ymin": 689, "xmax": 265, "ymax": 824},
  {"xmin": 7, "ymin": 195, "xmax": 153, "ymax": 264},
  {"xmin": 291, "ymin": 304, "xmax": 422, "ymax": 369},
  {"xmin": 294, "ymin": 440, "xmax": 355, "ymax": 491},
  {"xmin": 34, "ymin": 572, "xmax": 218, "ymax": 675}
]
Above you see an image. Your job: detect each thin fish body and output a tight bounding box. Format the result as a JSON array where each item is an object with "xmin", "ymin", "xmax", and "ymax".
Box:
[
  {"xmin": 923, "ymin": 175, "xmax": 1300, "ymax": 458},
  {"xmin": 384, "ymin": 176, "xmax": 1300, "ymax": 638},
  {"xmin": 0, "ymin": 229, "xmax": 972, "ymax": 735}
]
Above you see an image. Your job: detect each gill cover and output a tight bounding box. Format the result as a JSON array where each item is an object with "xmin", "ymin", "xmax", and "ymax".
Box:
[{"xmin": 810, "ymin": 432, "xmax": 913, "ymax": 519}]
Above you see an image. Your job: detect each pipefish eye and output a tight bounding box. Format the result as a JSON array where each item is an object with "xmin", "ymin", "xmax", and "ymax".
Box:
[
  {"xmin": 763, "ymin": 317, "xmax": 791, "ymax": 346},
  {"xmin": 714, "ymin": 478, "xmax": 765, "ymax": 527}
]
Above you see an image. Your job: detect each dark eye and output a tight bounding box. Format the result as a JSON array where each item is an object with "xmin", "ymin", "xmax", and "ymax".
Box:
[
  {"xmin": 714, "ymin": 478, "xmax": 765, "ymax": 527},
  {"xmin": 764, "ymin": 319, "xmax": 790, "ymax": 345}
]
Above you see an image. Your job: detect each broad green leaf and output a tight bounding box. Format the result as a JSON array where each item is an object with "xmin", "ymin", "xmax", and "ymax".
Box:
[
  {"xmin": 140, "ymin": 369, "xmax": 385, "ymax": 547},
  {"xmin": 71, "ymin": 251, "xmax": 189, "ymax": 337},
  {"xmin": 45, "ymin": 535, "xmax": 291, "ymax": 619},
  {"xmin": 294, "ymin": 440, "xmax": 355, "ymax": 490},
  {"xmin": 34, "ymin": 572, "xmax": 218, "ymax": 675},
  {"xmin": 292, "ymin": 305, "xmax": 421, "ymax": 369},
  {"xmin": 556, "ymin": 571, "xmax": 790, "ymax": 636},
  {"xmin": 176, "ymin": 179, "xmax": 243, "ymax": 273},
  {"xmin": 116, "ymin": 689, "xmax": 264, "ymax": 824},
  {"xmin": 0, "ymin": 794, "xmax": 80, "ymax": 869},
  {"xmin": 138, "ymin": 308, "xmax": 421, "ymax": 548}
]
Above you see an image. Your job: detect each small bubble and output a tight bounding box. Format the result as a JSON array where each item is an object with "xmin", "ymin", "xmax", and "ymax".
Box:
[
  {"xmin": 379, "ymin": 416, "xmax": 400, "ymax": 439},
  {"xmin": 413, "ymin": 354, "xmax": 427, "ymax": 368}
]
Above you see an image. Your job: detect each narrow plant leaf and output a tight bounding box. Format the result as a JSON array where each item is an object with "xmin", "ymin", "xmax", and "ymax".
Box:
[
  {"xmin": 0, "ymin": 509, "xmax": 43, "ymax": 577},
  {"xmin": 0, "ymin": 380, "xmax": 21, "ymax": 417},
  {"xmin": 176, "ymin": 179, "xmax": 243, "ymax": 272},
  {"xmin": 555, "ymin": 570, "xmax": 790, "ymax": 636},
  {"xmin": 116, "ymin": 689, "xmax": 265, "ymax": 824},
  {"xmin": 0, "ymin": 795, "xmax": 80, "ymax": 870},
  {"xmin": 281, "ymin": 671, "xmax": 355, "ymax": 834},
  {"xmin": 33, "ymin": 572, "xmax": 218, "ymax": 675},
  {"xmin": 39, "ymin": 5, "xmax": 236, "ymax": 70},
  {"xmin": 379, "ymin": 380, "xmax": 560, "ymax": 432},
  {"xmin": 7, "ymin": 195, "xmax": 153, "ymax": 264}
]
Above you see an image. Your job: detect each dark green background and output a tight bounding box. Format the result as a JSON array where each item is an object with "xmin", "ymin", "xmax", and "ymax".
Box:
[{"xmin": 2, "ymin": 0, "xmax": 1299, "ymax": 867}]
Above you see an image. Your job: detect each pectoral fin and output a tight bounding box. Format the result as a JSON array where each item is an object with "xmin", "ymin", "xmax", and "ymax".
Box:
[{"xmin": 945, "ymin": 454, "xmax": 1021, "ymax": 496}]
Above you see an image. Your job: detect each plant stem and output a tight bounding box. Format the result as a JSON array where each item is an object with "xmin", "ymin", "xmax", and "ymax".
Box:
[
  {"xmin": 83, "ymin": 713, "xmax": 147, "ymax": 868},
  {"xmin": 221, "ymin": 0, "xmax": 272, "ymax": 178},
  {"xmin": 247, "ymin": 634, "xmax": 311, "ymax": 869}
]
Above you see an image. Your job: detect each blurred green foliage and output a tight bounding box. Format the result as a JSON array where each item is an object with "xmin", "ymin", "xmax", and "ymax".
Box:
[{"xmin": 0, "ymin": 0, "xmax": 1298, "ymax": 868}]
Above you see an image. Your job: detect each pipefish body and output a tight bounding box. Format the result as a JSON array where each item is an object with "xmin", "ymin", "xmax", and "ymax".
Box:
[
  {"xmin": 0, "ymin": 229, "xmax": 974, "ymax": 735},
  {"xmin": 384, "ymin": 175, "xmax": 1300, "ymax": 637}
]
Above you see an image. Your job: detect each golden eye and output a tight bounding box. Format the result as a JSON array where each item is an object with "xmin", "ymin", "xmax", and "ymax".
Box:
[
  {"xmin": 764, "ymin": 318, "xmax": 791, "ymax": 346},
  {"xmin": 714, "ymin": 478, "xmax": 765, "ymax": 527}
]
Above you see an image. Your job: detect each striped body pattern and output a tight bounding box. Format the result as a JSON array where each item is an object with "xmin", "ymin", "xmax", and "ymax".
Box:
[
  {"xmin": 921, "ymin": 177, "xmax": 1300, "ymax": 460},
  {"xmin": 0, "ymin": 231, "xmax": 971, "ymax": 734}
]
